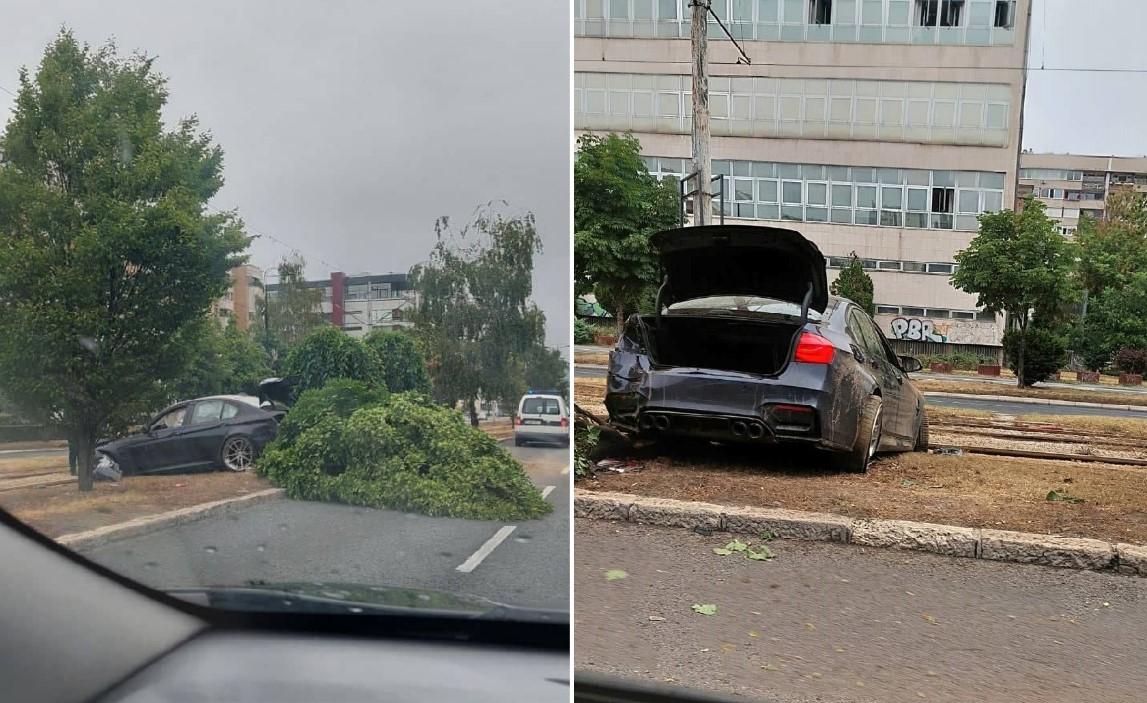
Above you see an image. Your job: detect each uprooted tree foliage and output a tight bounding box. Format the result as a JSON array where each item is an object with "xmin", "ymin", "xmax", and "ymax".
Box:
[{"xmin": 258, "ymin": 380, "xmax": 551, "ymax": 521}]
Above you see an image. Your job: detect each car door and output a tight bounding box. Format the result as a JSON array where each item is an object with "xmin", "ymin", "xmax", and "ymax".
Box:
[
  {"xmin": 137, "ymin": 404, "xmax": 192, "ymax": 472},
  {"xmin": 855, "ymin": 310, "xmax": 914, "ymax": 442},
  {"xmin": 181, "ymin": 399, "xmax": 231, "ymax": 467},
  {"xmin": 847, "ymin": 309, "xmax": 905, "ymax": 444}
]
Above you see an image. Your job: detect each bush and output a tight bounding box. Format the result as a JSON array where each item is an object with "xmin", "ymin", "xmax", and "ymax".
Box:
[
  {"xmin": 283, "ymin": 326, "xmax": 384, "ymax": 397},
  {"xmin": 258, "ymin": 384, "xmax": 550, "ymax": 521},
  {"xmin": 1003, "ymin": 327, "xmax": 1067, "ymax": 387},
  {"xmin": 574, "ymin": 318, "xmax": 595, "ymax": 345},
  {"xmin": 1114, "ymin": 348, "xmax": 1147, "ymax": 376}
]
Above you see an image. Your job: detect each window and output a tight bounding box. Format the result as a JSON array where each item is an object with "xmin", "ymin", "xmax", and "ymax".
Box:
[
  {"xmin": 153, "ymin": 406, "xmax": 187, "ymax": 431},
  {"xmin": 993, "ymin": 0, "xmax": 1013, "ymax": 28},
  {"xmin": 927, "ymin": 263, "xmax": 955, "ymax": 274},
  {"xmin": 809, "ymin": 0, "xmax": 832, "ymax": 24},
  {"xmin": 977, "ymin": 310, "xmax": 996, "ymax": 321},
  {"xmin": 902, "ymin": 261, "xmax": 926, "ymax": 272},
  {"xmin": 925, "ymin": 309, "xmax": 950, "ymax": 319},
  {"xmin": 189, "ymin": 400, "xmax": 224, "ymax": 425},
  {"xmin": 951, "ymin": 311, "xmax": 976, "ymax": 320},
  {"xmin": 221, "ymin": 403, "xmax": 239, "ymax": 420},
  {"xmin": 902, "ymin": 307, "xmax": 925, "ymax": 316},
  {"xmin": 876, "ymin": 305, "xmax": 900, "ymax": 315},
  {"xmin": 392, "ymin": 308, "xmax": 404, "ymax": 321},
  {"xmin": 877, "ymin": 261, "xmax": 901, "ymax": 271},
  {"xmin": 931, "ymin": 187, "xmax": 954, "ymax": 213}
]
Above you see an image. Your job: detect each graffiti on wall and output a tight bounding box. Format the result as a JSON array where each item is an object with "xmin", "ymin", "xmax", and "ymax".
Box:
[{"xmin": 879, "ymin": 315, "xmax": 1002, "ymax": 346}]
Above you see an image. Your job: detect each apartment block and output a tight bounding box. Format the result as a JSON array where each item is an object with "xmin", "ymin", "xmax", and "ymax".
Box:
[
  {"xmin": 575, "ymin": 0, "xmax": 1031, "ymax": 355},
  {"xmin": 1018, "ymin": 152, "xmax": 1147, "ymax": 237},
  {"xmin": 265, "ymin": 272, "xmax": 417, "ymax": 339},
  {"xmin": 211, "ymin": 264, "xmax": 263, "ymax": 331}
]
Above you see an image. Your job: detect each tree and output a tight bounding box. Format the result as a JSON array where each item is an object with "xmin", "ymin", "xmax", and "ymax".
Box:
[
  {"xmin": 830, "ymin": 252, "xmax": 875, "ymax": 315},
  {"xmin": 410, "ymin": 206, "xmax": 546, "ymax": 425},
  {"xmin": 522, "ymin": 345, "xmax": 569, "ymax": 399},
  {"xmin": 575, "ymin": 133, "xmax": 678, "ymax": 333},
  {"xmin": 1073, "ymin": 191, "xmax": 1147, "ymax": 369},
  {"xmin": 282, "ymin": 326, "xmax": 384, "ymax": 397},
  {"xmin": 0, "ymin": 32, "xmax": 248, "ymax": 489},
  {"xmin": 170, "ymin": 318, "xmax": 273, "ymax": 400},
  {"xmin": 952, "ymin": 199, "xmax": 1076, "ymax": 387},
  {"xmin": 1003, "ymin": 325, "xmax": 1067, "ymax": 386},
  {"xmin": 363, "ymin": 330, "xmax": 432, "ymax": 394},
  {"xmin": 259, "ymin": 254, "xmax": 325, "ymax": 355}
]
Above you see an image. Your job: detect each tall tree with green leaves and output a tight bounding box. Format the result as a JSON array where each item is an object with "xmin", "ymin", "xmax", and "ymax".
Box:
[
  {"xmin": 829, "ymin": 252, "xmax": 875, "ymax": 315},
  {"xmin": 952, "ymin": 199, "xmax": 1076, "ymax": 387},
  {"xmin": 0, "ymin": 32, "xmax": 249, "ymax": 489},
  {"xmin": 522, "ymin": 345, "xmax": 568, "ymax": 399},
  {"xmin": 363, "ymin": 329, "xmax": 432, "ymax": 394},
  {"xmin": 170, "ymin": 318, "xmax": 273, "ymax": 401},
  {"xmin": 259, "ymin": 254, "xmax": 325, "ymax": 356},
  {"xmin": 574, "ymin": 133, "xmax": 678, "ymax": 332},
  {"xmin": 409, "ymin": 206, "xmax": 546, "ymax": 425}
]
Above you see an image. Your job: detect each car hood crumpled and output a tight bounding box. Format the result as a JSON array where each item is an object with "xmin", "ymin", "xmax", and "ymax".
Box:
[{"xmin": 651, "ymin": 224, "xmax": 828, "ymax": 313}]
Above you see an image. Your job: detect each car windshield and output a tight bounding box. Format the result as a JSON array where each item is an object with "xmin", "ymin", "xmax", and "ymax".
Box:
[
  {"xmin": 0, "ymin": 0, "xmax": 570, "ymax": 632},
  {"xmin": 669, "ymin": 295, "xmax": 823, "ymax": 321}
]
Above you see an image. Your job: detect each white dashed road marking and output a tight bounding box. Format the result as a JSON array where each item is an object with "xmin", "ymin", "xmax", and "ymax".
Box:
[
  {"xmin": 456, "ymin": 525, "xmax": 517, "ymax": 573},
  {"xmin": 541, "ymin": 484, "xmax": 555, "ymax": 499}
]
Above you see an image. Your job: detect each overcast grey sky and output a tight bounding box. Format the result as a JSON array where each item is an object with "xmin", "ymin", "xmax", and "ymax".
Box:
[{"xmin": 0, "ymin": 0, "xmax": 571, "ymax": 349}]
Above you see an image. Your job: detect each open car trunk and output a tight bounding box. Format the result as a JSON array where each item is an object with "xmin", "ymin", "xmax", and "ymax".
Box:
[{"xmin": 638, "ymin": 314, "xmax": 802, "ymax": 377}]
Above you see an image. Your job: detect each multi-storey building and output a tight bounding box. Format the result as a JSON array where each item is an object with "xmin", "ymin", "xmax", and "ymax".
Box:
[
  {"xmin": 1019, "ymin": 153, "xmax": 1147, "ymax": 237},
  {"xmin": 211, "ymin": 264, "xmax": 263, "ymax": 331},
  {"xmin": 575, "ymin": 0, "xmax": 1031, "ymax": 357},
  {"xmin": 265, "ymin": 272, "xmax": 417, "ymax": 339}
]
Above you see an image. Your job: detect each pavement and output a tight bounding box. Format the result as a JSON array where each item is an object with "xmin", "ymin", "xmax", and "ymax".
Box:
[
  {"xmin": 0, "ymin": 447, "xmax": 68, "ymax": 459},
  {"xmin": 576, "ymin": 519, "xmax": 1147, "ymax": 703},
  {"xmin": 574, "ymin": 364, "xmax": 1147, "ymax": 418},
  {"xmin": 80, "ymin": 442, "xmax": 570, "ymax": 611}
]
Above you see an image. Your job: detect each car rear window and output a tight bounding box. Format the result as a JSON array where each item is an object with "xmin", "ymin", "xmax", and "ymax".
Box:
[
  {"xmin": 669, "ymin": 296, "xmax": 823, "ymax": 321},
  {"xmin": 521, "ymin": 397, "xmax": 561, "ymax": 415}
]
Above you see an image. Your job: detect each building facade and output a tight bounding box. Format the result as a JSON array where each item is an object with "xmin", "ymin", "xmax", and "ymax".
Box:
[
  {"xmin": 265, "ymin": 272, "xmax": 417, "ymax": 339},
  {"xmin": 1018, "ymin": 152, "xmax": 1147, "ymax": 237},
  {"xmin": 575, "ymin": 0, "xmax": 1031, "ymax": 355},
  {"xmin": 211, "ymin": 264, "xmax": 263, "ymax": 331}
]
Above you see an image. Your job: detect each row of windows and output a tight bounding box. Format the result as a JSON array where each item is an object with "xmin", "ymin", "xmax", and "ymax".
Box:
[
  {"xmin": 575, "ymin": 73, "xmax": 1011, "ymax": 147},
  {"xmin": 574, "ymin": 0, "xmax": 1017, "ymax": 46},
  {"xmin": 827, "ymin": 256, "xmax": 956, "ymax": 275},
  {"xmin": 1034, "ymin": 188, "xmax": 1102, "ymax": 201},
  {"xmin": 1018, "ymin": 168, "xmax": 1084, "ymax": 182},
  {"xmin": 875, "ymin": 304, "xmax": 996, "ymax": 321},
  {"xmin": 646, "ymin": 157, "xmax": 1005, "ymax": 231}
]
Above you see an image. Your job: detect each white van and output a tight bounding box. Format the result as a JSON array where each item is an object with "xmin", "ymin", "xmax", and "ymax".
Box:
[{"xmin": 514, "ymin": 392, "xmax": 570, "ymax": 447}]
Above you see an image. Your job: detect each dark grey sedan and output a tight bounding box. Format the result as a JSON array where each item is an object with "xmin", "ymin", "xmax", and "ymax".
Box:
[
  {"xmin": 95, "ymin": 395, "xmax": 281, "ymax": 476},
  {"xmin": 604, "ymin": 224, "xmax": 928, "ymax": 473}
]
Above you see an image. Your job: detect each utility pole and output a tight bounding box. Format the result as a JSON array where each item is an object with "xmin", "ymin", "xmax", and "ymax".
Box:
[{"xmin": 690, "ymin": 0, "xmax": 711, "ymax": 226}]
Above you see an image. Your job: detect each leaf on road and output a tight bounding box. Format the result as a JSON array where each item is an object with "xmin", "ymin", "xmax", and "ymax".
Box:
[
  {"xmin": 746, "ymin": 546, "xmax": 774, "ymax": 561},
  {"xmin": 921, "ymin": 613, "xmax": 939, "ymax": 625},
  {"xmin": 713, "ymin": 547, "xmax": 733, "ymax": 556},
  {"xmin": 727, "ymin": 539, "xmax": 749, "ymax": 552},
  {"xmin": 692, "ymin": 603, "xmax": 717, "ymax": 616},
  {"xmin": 1046, "ymin": 489, "xmax": 1084, "ymax": 504},
  {"xmin": 720, "ymin": 643, "xmax": 736, "ymax": 653},
  {"xmin": 748, "ymin": 631, "xmax": 760, "ymax": 638},
  {"xmin": 805, "ymin": 622, "xmax": 816, "ymax": 631},
  {"xmin": 605, "ymin": 569, "xmax": 628, "ymax": 581}
]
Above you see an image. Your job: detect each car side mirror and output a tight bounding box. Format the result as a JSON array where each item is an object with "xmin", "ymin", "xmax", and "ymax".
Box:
[{"xmin": 899, "ymin": 356, "xmax": 923, "ymax": 373}]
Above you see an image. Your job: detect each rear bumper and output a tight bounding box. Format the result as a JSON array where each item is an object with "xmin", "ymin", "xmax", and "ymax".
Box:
[
  {"xmin": 605, "ymin": 364, "xmax": 851, "ymax": 450},
  {"xmin": 514, "ymin": 428, "xmax": 570, "ymax": 444}
]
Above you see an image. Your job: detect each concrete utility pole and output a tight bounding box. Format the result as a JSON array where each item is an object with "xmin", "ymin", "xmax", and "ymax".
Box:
[{"xmin": 690, "ymin": 0, "xmax": 711, "ymax": 226}]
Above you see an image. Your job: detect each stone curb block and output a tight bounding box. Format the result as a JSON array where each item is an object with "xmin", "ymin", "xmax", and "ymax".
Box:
[
  {"xmin": 722, "ymin": 505, "xmax": 851, "ymax": 543},
  {"xmin": 575, "ymin": 490, "xmax": 1146, "ymax": 575},
  {"xmin": 1116, "ymin": 543, "xmax": 1147, "ymax": 576},
  {"xmin": 924, "ymin": 391, "xmax": 1147, "ymax": 413},
  {"xmin": 573, "ymin": 491, "xmax": 632, "ymax": 521},
  {"xmin": 628, "ymin": 495, "xmax": 723, "ymax": 530},
  {"xmin": 979, "ymin": 529, "xmax": 1115, "ymax": 570},
  {"xmin": 852, "ymin": 519, "xmax": 979, "ymax": 558},
  {"xmin": 57, "ymin": 487, "xmax": 285, "ymax": 552}
]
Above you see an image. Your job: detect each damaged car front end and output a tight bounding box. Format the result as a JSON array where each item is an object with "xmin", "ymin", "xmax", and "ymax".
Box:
[{"xmin": 604, "ymin": 225, "xmax": 924, "ymax": 473}]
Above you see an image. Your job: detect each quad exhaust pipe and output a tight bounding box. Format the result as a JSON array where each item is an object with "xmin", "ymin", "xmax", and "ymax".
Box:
[
  {"xmin": 747, "ymin": 422, "xmax": 764, "ymax": 440},
  {"xmin": 653, "ymin": 414, "xmax": 670, "ymax": 431},
  {"xmin": 730, "ymin": 421, "xmax": 748, "ymax": 437}
]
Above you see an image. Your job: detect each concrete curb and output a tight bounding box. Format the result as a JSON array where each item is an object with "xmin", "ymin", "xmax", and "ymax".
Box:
[
  {"xmin": 57, "ymin": 487, "xmax": 285, "ymax": 552},
  {"xmin": 924, "ymin": 391, "xmax": 1147, "ymax": 413},
  {"xmin": 575, "ymin": 489, "xmax": 1147, "ymax": 576}
]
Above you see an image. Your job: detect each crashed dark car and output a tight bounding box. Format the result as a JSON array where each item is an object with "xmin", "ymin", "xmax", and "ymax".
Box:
[
  {"xmin": 95, "ymin": 395, "xmax": 282, "ymax": 477},
  {"xmin": 604, "ymin": 224, "xmax": 928, "ymax": 473}
]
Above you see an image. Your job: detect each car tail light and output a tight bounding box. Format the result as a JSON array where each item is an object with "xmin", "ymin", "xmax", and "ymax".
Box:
[
  {"xmin": 559, "ymin": 417, "xmax": 569, "ymax": 428},
  {"xmin": 794, "ymin": 332, "xmax": 835, "ymax": 364},
  {"xmin": 515, "ymin": 416, "xmax": 523, "ymax": 426}
]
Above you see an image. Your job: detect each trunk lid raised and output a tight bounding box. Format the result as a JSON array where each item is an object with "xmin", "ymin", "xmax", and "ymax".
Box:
[{"xmin": 651, "ymin": 225, "xmax": 828, "ymax": 313}]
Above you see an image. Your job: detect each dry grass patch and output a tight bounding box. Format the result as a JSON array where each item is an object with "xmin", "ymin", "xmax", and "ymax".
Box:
[
  {"xmin": 914, "ymin": 378, "xmax": 1147, "ymax": 407},
  {"xmin": 575, "ymin": 352, "xmax": 610, "ymax": 366},
  {"xmin": 0, "ymin": 455, "xmax": 68, "ymax": 478},
  {"xmin": 0, "ymin": 471, "xmax": 270, "ymax": 539}
]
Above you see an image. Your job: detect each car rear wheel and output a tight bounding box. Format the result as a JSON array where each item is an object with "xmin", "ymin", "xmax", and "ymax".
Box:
[
  {"xmin": 221, "ymin": 436, "xmax": 254, "ymax": 472},
  {"xmin": 914, "ymin": 411, "xmax": 930, "ymax": 451},
  {"xmin": 837, "ymin": 396, "xmax": 881, "ymax": 474}
]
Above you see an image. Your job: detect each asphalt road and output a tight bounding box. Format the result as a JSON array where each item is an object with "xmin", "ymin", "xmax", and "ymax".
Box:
[
  {"xmin": 0, "ymin": 447, "xmax": 68, "ymax": 460},
  {"xmin": 83, "ymin": 442, "xmax": 570, "ymax": 611},
  {"xmin": 576, "ymin": 519, "xmax": 1147, "ymax": 703},
  {"xmin": 574, "ymin": 365, "xmax": 1147, "ymax": 418}
]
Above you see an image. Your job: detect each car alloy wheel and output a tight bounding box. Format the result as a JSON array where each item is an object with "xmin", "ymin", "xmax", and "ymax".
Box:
[
  {"xmin": 222, "ymin": 436, "xmax": 254, "ymax": 472},
  {"xmin": 867, "ymin": 409, "xmax": 882, "ymax": 461}
]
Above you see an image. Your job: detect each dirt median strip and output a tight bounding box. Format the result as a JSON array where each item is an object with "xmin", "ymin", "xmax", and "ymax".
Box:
[
  {"xmin": 575, "ymin": 489, "xmax": 1147, "ymax": 576},
  {"xmin": 57, "ymin": 487, "xmax": 285, "ymax": 552}
]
